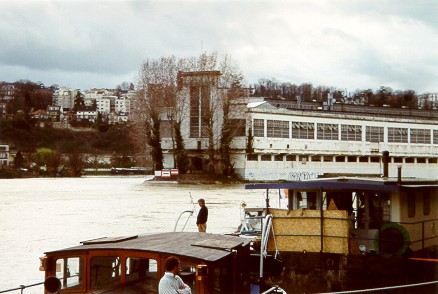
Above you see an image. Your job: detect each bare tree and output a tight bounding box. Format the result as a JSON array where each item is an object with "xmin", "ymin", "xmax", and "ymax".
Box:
[
  {"xmin": 131, "ymin": 52, "xmax": 245, "ymax": 174},
  {"xmin": 131, "ymin": 56, "xmax": 186, "ymax": 171}
]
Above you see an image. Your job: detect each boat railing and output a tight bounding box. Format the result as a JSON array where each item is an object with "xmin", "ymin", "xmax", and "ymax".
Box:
[
  {"xmin": 173, "ymin": 210, "xmax": 194, "ymax": 232},
  {"xmin": 0, "ymin": 282, "xmax": 43, "ymax": 294},
  {"xmin": 259, "ymin": 214, "xmax": 273, "ymax": 279},
  {"xmin": 322, "ymin": 280, "xmax": 438, "ymax": 294},
  {"xmin": 395, "ymin": 218, "xmax": 438, "ymax": 251}
]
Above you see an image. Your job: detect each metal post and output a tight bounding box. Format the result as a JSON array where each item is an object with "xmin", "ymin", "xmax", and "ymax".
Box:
[
  {"xmin": 378, "ymin": 193, "xmax": 382, "ymax": 255},
  {"xmin": 319, "ymin": 187, "xmax": 324, "ymax": 252},
  {"xmin": 422, "ymin": 222, "xmax": 425, "ymax": 250}
]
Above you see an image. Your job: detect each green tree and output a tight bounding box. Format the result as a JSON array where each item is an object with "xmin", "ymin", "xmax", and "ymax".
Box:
[
  {"xmin": 66, "ymin": 151, "xmax": 83, "ymax": 177},
  {"xmin": 174, "ymin": 121, "xmax": 187, "ymax": 173},
  {"xmin": 30, "ymin": 88, "xmax": 53, "ymax": 110},
  {"xmin": 13, "ymin": 151, "xmax": 25, "ymax": 169},
  {"xmin": 246, "ymin": 126, "xmax": 254, "ymax": 154},
  {"xmin": 73, "ymin": 91, "xmax": 84, "ymax": 111},
  {"xmin": 33, "ymin": 147, "xmax": 60, "ymax": 176}
]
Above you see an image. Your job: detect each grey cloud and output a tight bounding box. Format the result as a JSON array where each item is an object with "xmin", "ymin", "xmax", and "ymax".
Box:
[{"xmin": 0, "ymin": 0, "xmax": 436, "ymax": 92}]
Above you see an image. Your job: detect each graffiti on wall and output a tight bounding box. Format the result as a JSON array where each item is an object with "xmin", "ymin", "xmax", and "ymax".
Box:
[
  {"xmin": 246, "ymin": 170, "xmax": 320, "ymax": 181},
  {"xmin": 283, "ymin": 171, "xmax": 319, "ymax": 181}
]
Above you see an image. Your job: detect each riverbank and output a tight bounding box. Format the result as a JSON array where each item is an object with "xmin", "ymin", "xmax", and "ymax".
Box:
[
  {"xmin": 179, "ymin": 173, "xmax": 245, "ymax": 184},
  {"xmin": 148, "ymin": 173, "xmax": 246, "ymax": 184},
  {"xmin": 1, "ymin": 167, "xmax": 247, "ymax": 184}
]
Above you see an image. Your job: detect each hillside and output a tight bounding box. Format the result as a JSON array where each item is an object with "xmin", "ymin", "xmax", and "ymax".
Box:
[{"xmin": 0, "ymin": 117, "xmax": 136, "ymax": 155}]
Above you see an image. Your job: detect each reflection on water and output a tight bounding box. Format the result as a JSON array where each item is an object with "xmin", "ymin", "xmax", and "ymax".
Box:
[{"xmin": 0, "ymin": 176, "xmax": 265, "ymax": 293}]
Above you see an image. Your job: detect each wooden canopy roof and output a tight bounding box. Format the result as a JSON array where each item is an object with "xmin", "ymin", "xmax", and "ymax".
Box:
[{"xmin": 45, "ymin": 232, "xmax": 251, "ymax": 263}]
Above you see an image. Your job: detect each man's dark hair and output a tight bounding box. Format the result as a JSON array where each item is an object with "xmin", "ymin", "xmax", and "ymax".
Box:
[
  {"xmin": 164, "ymin": 256, "xmax": 180, "ymax": 271},
  {"xmin": 198, "ymin": 198, "xmax": 205, "ymax": 204}
]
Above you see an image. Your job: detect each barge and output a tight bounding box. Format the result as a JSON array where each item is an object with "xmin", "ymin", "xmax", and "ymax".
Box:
[{"xmin": 241, "ymin": 173, "xmax": 438, "ymax": 293}]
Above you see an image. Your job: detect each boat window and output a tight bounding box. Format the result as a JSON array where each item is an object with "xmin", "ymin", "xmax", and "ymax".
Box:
[
  {"xmin": 408, "ymin": 194, "xmax": 416, "ymax": 218},
  {"xmin": 90, "ymin": 256, "xmax": 121, "ymax": 289},
  {"xmin": 180, "ymin": 264, "xmax": 196, "ymax": 290},
  {"xmin": 212, "ymin": 265, "xmax": 233, "ymax": 293},
  {"xmin": 423, "ymin": 191, "xmax": 430, "ymax": 216},
  {"xmin": 354, "ymin": 192, "xmax": 390, "ymax": 229},
  {"xmin": 297, "ymin": 192, "xmax": 317, "ymax": 209},
  {"xmin": 55, "ymin": 257, "xmax": 83, "ymax": 290},
  {"xmin": 326, "ymin": 191, "xmax": 353, "ymax": 215},
  {"xmin": 126, "ymin": 257, "xmax": 158, "ymax": 291}
]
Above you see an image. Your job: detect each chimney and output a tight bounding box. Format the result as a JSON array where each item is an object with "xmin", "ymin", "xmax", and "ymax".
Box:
[{"xmin": 382, "ymin": 151, "xmax": 389, "ymax": 178}]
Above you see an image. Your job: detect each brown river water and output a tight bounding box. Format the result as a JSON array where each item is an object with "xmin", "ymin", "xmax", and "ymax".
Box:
[{"xmin": 0, "ymin": 176, "xmax": 266, "ymax": 293}]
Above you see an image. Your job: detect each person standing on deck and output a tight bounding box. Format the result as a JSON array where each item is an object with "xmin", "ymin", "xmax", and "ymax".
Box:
[
  {"xmin": 196, "ymin": 198, "xmax": 208, "ymax": 232},
  {"xmin": 159, "ymin": 256, "xmax": 191, "ymax": 294}
]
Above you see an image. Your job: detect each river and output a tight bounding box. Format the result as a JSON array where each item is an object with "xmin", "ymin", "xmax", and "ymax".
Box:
[{"xmin": 0, "ymin": 176, "xmax": 266, "ymax": 293}]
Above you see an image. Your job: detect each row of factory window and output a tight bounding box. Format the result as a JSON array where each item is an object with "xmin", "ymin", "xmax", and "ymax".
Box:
[
  {"xmin": 246, "ymin": 154, "xmax": 438, "ymax": 164},
  {"xmin": 252, "ymin": 119, "xmax": 438, "ymax": 144}
]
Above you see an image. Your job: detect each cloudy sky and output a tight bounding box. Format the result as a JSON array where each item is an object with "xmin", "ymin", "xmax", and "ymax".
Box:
[{"xmin": 1, "ymin": 0, "xmax": 437, "ymax": 93}]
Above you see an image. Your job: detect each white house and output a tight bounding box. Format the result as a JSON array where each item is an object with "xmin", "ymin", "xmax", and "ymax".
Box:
[
  {"xmin": 115, "ymin": 97, "xmax": 130, "ymax": 114},
  {"xmin": 75, "ymin": 106, "xmax": 98, "ymax": 123},
  {"xmin": 0, "ymin": 144, "xmax": 9, "ymax": 166},
  {"xmin": 418, "ymin": 92, "xmax": 438, "ymax": 109},
  {"xmin": 96, "ymin": 97, "xmax": 111, "ymax": 113}
]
